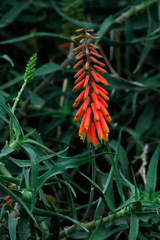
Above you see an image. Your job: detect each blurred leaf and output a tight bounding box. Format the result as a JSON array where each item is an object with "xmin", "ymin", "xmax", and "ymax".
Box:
[
  {"xmin": 8, "ymin": 215, "xmax": 19, "ymax": 240},
  {"xmin": 129, "ymin": 211, "xmax": 139, "ymax": 240},
  {"xmin": 145, "ymin": 143, "xmax": 160, "ymax": 194},
  {"xmin": 96, "ymin": 16, "xmax": 115, "ymax": 44},
  {"xmin": 0, "ymin": 54, "xmax": 14, "ymax": 67},
  {"xmin": 30, "ymin": 92, "xmax": 45, "ymax": 109},
  {"xmin": 0, "ymin": 32, "xmax": 72, "ymax": 45},
  {"xmin": 0, "ymin": 3, "xmax": 28, "ymax": 28},
  {"xmin": 34, "ymin": 62, "xmax": 61, "ymax": 76}
]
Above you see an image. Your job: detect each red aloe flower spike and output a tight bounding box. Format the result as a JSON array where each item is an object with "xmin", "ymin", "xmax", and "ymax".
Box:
[
  {"xmin": 97, "ymin": 85, "xmax": 108, "ymax": 95},
  {"xmin": 87, "ymin": 124, "xmax": 92, "ymax": 143},
  {"xmin": 91, "ymin": 81, "xmax": 99, "ymax": 95},
  {"xmin": 90, "ymin": 36, "xmax": 99, "ymax": 40},
  {"xmin": 91, "ymin": 92, "xmax": 100, "ymax": 111},
  {"xmin": 73, "ymin": 79, "xmax": 85, "ymax": 92},
  {"xmin": 93, "ymin": 65, "xmax": 107, "ymax": 73},
  {"xmin": 85, "ymin": 61, "xmax": 89, "ymax": 70},
  {"xmin": 73, "ymin": 59, "xmax": 84, "ymax": 69},
  {"xmin": 105, "ymin": 115, "xmax": 112, "ymax": 122},
  {"xmin": 79, "ymin": 113, "xmax": 86, "ymax": 141},
  {"xmin": 91, "ymin": 102, "xmax": 99, "ymax": 122},
  {"xmin": 73, "ymin": 45, "xmax": 83, "ymax": 52},
  {"xmin": 84, "ymin": 107, "xmax": 92, "ymax": 130},
  {"xmin": 83, "ymin": 96, "xmax": 90, "ymax": 112},
  {"xmin": 84, "ymin": 75, "xmax": 89, "ymax": 87},
  {"xmin": 89, "ymin": 43, "xmax": 98, "ymax": 49},
  {"xmin": 74, "ymin": 90, "xmax": 85, "ymax": 104},
  {"xmin": 90, "ymin": 51, "xmax": 103, "ymax": 58},
  {"xmin": 99, "ymin": 101, "xmax": 110, "ymax": 116},
  {"xmin": 91, "ymin": 69, "xmax": 99, "ymax": 82},
  {"xmin": 99, "ymin": 112, "xmax": 109, "ymax": 133},
  {"xmin": 74, "ymin": 66, "xmax": 85, "ymax": 78},
  {"xmin": 94, "ymin": 120, "xmax": 104, "ymax": 142},
  {"xmin": 98, "ymin": 89, "xmax": 110, "ymax": 101},
  {"xmin": 91, "ymin": 122, "xmax": 98, "ymax": 147},
  {"xmin": 75, "ymin": 72, "xmax": 86, "ymax": 84},
  {"xmin": 84, "ymin": 86, "xmax": 90, "ymax": 99},
  {"xmin": 89, "ymin": 47, "xmax": 98, "ymax": 53},
  {"xmin": 75, "ymin": 52, "xmax": 85, "ymax": 60},
  {"xmin": 95, "ymin": 72, "xmax": 109, "ymax": 85}
]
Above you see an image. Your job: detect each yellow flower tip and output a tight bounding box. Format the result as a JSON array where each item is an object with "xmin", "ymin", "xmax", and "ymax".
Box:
[{"xmin": 84, "ymin": 125, "xmax": 89, "ymax": 130}]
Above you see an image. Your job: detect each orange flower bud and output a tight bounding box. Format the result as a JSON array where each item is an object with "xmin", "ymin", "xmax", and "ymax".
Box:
[
  {"xmin": 87, "ymin": 29, "xmax": 94, "ymax": 32},
  {"xmin": 97, "ymin": 95, "xmax": 108, "ymax": 108},
  {"xmin": 89, "ymin": 47, "xmax": 98, "ymax": 53},
  {"xmin": 90, "ymin": 56, "xmax": 99, "ymax": 64},
  {"xmin": 75, "ymin": 72, "xmax": 86, "ymax": 84},
  {"xmin": 86, "ymin": 48, "xmax": 89, "ymax": 55},
  {"xmin": 91, "ymin": 51, "xmax": 103, "ymax": 58},
  {"xmin": 74, "ymin": 35, "xmax": 83, "ymax": 40},
  {"xmin": 95, "ymin": 72, "xmax": 109, "ymax": 86},
  {"xmin": 85, "ymin": 61, "xmax": 89, "ymax": 70},
  {"xmin": 91, "ymin": 81, "xmax": 99, "ymax": 95},
  {"xmin": 91, "ymin": 92, "xmax": 100, "ymax": 111},
  {"xmin": 97, "ymin": 85, "xmax": 108, "ymax": 95},
  {"xmin": 80, "ymin": 38, "xmax": 85, "ymax": 43},
  {"xmin": 99, "ymin": 101, "xmax": 109, "ymax": 116},
  {"xmin": 75, "ymin": 52, "xmax": 85, "ymax": 60},
  {"xmin": 74, "ymin": 66, "xmax": 85, "ymax": 78},
  {"xmin": 75, "ymin": 102, "xmax": 85, "ymax": 118},
  {"xmin": 84, "ymin": 107, "xmax": 92, "ymax": 130},
  {"xmin": 94, "ymin": 120, "xmax": 104, "ymax": 141},
  {"xmin": 84, "ymin": 86, "xmax": 90, "ymax": 99},
  {"xmin": 91, "ymin": 122, "xmax": 98, "ymax": 147},
  {"xmin": 73, "ymin": 79, "xmax": 85, "ymax": 92},
  {"xmin": 73, "ymin": 60, "xmax": 84, "ymax": 69},
  {"xmin": 87, "ymin": 124, "xmax": 92, "ymax": 143},
  {"xmin": 73, "ymin": 45, "xmax": 83, "ymax": 52},
  {"xmin": 98, "ymin": 89, "xmax": 109, "ymax": 101},
  {"xmin": 74, "ymin": 90, "xmax": 85, "ymax": 103},
  {"xmin": 83, "ymin": 96, "xmax": 90, "ymax": 112},
  {"xmin": 93, "ymin": 65, "xmax": 107, "ymax": 73},
  {"xmin": 91, "ymin": 69, "xmax": 99, "ymax": 82},
  {"xmin": 84, "ymin": 75, "xmax": 90, "ymax": 87},
  {"xmin": 99, "ymin": 112, "xmax": 109, "ymax": 133},
  {"xmin": 79, "ymin": 114, "xmax": 86, "ymax": 141},
  {"xmin": 76, "ymin": 28, "xmax": 84, "ymax": 32},
  {"xmin": 89, "ymin": 43, "xmax": 98, "ymax": 49},
  {"xmin": 105, "ymin": 115, "xmax": 112, "ymax": 122},
  {"xmin": 90, "ymin": 36, "xmax": 99, "ymax": 40},
  {"xmin": 91, "ymin": 102, "xmax": 99, "ymax": 122}
]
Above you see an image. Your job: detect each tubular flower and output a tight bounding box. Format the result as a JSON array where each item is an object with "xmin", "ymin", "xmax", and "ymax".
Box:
[{"xmin": 72, "ymin": 28, "xmax": 112, "ymax": 147}]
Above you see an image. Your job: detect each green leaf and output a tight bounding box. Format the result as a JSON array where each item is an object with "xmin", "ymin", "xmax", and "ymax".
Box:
[
  {"xmin": 30, "ymin": 92, "xmax": 45, "ymax": 109},
  {"xmin": 89, "ymin": 221, "xmax": 107, "ymax": 240},
  {"xmin": 95, "ymin": 16, "xmax": 115, "ymax": 44},
  {"xmin": 0, "ymin": 32, "xmax": 72, "ymax": 45},
  {"xmin": 51, "ymin": 0, "xmax": 99, "ymax": 29},
  {"xmin": 138, "ymin": 232, "xmax": 148, "ymax": 240},
  {"xmin": 34, "ymin": 62, "xmax": 61, "ymax": 76},
  {"xmin": 22, "ymin": 145, "xmax": 39, "ymax": 211},
  {"xmin": 0, "ymin": 54, "xmax": 14, "ymax": 67},
  {"xmin": 0, "ymin": 3, "xmax": 28, "ymax": 28},
  {"xmin": 8, "ymin": 215, "xmax": 19, "ymax": 240},
  {"xmin": 145, "ymin": 143, "xmax": 160, "ymax": 194},
  {"xmin": 129, "ymin": 211, "xmax": 139, "ymax": 240},
  {"xmin": 0, "ymin": 102, "xmax": 23, "ymax": 141},
  {"xmin": 0, "ymin": 142, "xmax": 14, "ymax": 157}
]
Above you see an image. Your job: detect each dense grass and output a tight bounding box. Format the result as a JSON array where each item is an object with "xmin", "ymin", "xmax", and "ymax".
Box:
[{"xmin": 1, "ymin": 0, "xmax": 160, "ymax": 239}]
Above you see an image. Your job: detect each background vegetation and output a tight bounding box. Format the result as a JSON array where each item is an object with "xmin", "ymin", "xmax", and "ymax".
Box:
[{"xmin": 1, "ymin": 0, "xmax": 160, "ymax": 239}]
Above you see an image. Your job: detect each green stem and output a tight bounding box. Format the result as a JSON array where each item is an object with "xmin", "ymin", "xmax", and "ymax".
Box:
[
  {"xmin": 59, "ymin": 206, "xmax": 129, "ymax": 239},
  {"xmin": 12, "ymin": 80, "xmax": 27, "ymax": 114},
  {"xmin": 116, "ymin": 0, "xmax": 158, "ymax": 23},
  {"xmin": 81, "ymin": 146, "xmax": 96, "ymax": 222}
]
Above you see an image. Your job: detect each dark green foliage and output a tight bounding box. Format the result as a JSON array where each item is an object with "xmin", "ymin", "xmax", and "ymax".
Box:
[{"xmin": 0, "ymin": 0, "xmax": 160, "ymax": 239}]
